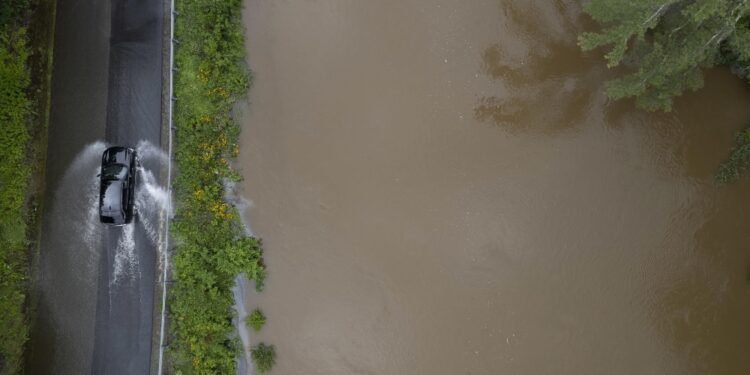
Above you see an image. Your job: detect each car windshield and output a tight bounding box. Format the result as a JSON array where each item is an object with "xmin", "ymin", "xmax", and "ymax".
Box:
[{"xmin": 102, "ymin": 163, "xmax": 127, "ymax": 180}]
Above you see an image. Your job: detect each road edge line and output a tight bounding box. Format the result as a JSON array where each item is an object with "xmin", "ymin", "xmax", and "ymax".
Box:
[{"xmin": 156, "ymin": 0, "xmax": 175, "ymax": 372}]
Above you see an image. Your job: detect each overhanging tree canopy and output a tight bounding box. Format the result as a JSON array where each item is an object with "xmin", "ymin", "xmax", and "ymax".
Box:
[{"xmin": 579, "ymin": 0, "xmax": 750, "ymax": 111}]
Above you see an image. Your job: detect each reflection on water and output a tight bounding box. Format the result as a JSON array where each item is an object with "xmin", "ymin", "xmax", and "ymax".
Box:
[
  {"xmin": 655, "ymin": 185, "xmax": 750, "ymax": 372},
  {"xmin": 475, "ymin": 41, "xmax": 601, "ymax": 133},
  {"xmin": 31, "ymin": 141, "xmax": 106, "ymax": 373},
  {"xmin": 475, "ymin": 2, "xmax": 605, "ymax": 133},
  {"xmin": 238, "ymin": 0, "xmax": 750, "ymax": 374}
]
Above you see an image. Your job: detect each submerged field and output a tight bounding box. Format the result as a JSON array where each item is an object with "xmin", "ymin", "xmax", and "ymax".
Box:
[{"xmin": 237, "ymin": 1, "xmax": 750, "ymax": 374}]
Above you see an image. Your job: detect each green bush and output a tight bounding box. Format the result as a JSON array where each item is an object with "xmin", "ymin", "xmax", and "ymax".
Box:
[
  {"xmin": 0, "ymin": 0, "xmax": 29, "ymax": 28},
  {"xmin": 168, "ymin": 0, "xmax": 270, "ymax": 373},
  {"xmin": 251, "ymin": 343, "xmax": 276, "ymax": 373},
  {"xmin": 245, "ymin": 309, "xmax": 266, "ymax": 332}
]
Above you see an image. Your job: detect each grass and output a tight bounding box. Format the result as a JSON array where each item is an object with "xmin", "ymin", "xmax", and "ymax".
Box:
[
  {"xmin": 0, "ymin": 20, "xmax": 31, "ymax": 375},
  {"xmin": 251, "ymin": 343, "xmax": 276, "ymax": 373},
  {"xmin": 168, "ymin": 0, "xmax": 269, "ymax": 373},
  {"xmin": 0, "ymin": 0, "xmax": 55, "ymax": 373},
  {"xmin": 245, "ymin": 308, "xmax": 266, "ymax": 332}
]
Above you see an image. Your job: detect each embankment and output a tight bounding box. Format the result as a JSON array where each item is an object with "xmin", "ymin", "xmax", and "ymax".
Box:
[{"xmin": 167, "ymin": 0, "xmax": 267, "ymax": 373}]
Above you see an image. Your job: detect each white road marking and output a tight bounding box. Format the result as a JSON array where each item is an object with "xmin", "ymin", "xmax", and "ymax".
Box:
[{"xmin": 156, "ymin": 0, "xmax": 175, "ymax": 372}]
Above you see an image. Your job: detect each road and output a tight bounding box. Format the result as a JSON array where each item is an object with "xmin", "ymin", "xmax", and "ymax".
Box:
[{"xmin": 27, "ymin": 0, "xmax": 165, "ymax": 373}]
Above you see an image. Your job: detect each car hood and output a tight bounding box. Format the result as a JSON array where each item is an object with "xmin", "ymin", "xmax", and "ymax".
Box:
[{"xmin": 102, "ymin": 146, "xmax": 133, "ymax": 166}]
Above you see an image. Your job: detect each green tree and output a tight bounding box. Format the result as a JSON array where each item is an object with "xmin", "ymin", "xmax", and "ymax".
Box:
[{"xmin": 579, "ymin": 0, "xmax": 750, "ymax": 111}]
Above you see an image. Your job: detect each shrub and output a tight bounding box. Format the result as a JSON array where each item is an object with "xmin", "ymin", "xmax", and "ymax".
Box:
[
  {"xmin": 251, "ymin": 343, "xmax": 276, "ymax": 373},
  {"xmin": 245, "ymin": 309, "xmax": 266, "ymax": 332},
  {"xmin": 0, "ymin": 0, "xmax": 29, "ymax": 28},
  {"xmin": 716, "ymin": 127, "xmax": 750, "ymax": 184}
]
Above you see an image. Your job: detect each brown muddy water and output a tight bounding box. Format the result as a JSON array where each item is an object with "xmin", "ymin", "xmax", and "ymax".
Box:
[{"xmin": 237, "ymin": 1, "xmax": 750, "ymax": 374}]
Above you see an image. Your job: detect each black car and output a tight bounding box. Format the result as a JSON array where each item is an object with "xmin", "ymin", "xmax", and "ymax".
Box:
[{"xmin": 99, "ymin": 146, "xmax": 138, "ymax": 225}]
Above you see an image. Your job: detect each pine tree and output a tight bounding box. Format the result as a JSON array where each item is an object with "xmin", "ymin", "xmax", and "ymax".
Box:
[{"xmin": 579, "ymin": 0, "xmax": 750, "ymax": 111}]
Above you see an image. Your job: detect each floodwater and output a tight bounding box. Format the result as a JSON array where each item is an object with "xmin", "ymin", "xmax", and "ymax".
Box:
[{"xmin": 237, "ymin": 1, "xmax": 750, "ymax": 374}]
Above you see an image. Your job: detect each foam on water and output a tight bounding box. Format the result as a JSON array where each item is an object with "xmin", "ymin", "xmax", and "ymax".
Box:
[
  {"xmin": 136, "ymin": 139, "xmax": 169, "ymax": 165},
  {"xmin": 83, "ymin": 169, "xmax": 104, "ymax": 244},
  {"xmin": 111, "ymin": 223, "xmax": 137, "ymax": 286},
  {"xmin": 49, "ymin": 140, "xmax": 173, "ymax": 289},
  {"xmin": 138, "ymin": 210, "xmax": 160, "ymax": 246},
  {"xmin": 108, "ymin": 141, "xmax": 171, "ymax": 284},
  {"xmin": 136, "ymin": 167, "xmax": 171, "ymax": 244},
  {"xmin": 139, "ymin": 168, "xmax": 171, "ymax": 212},
  {"xmin": 223, "ymin": 179, "xmax": 254, "ymax": 236},
  {"xmin": 232, "ymin": 275, "xmax": 252, "ymax": 375}
]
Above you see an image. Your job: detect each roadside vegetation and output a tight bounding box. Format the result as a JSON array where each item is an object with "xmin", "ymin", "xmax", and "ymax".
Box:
[
  {"xmin": 0, "ymin": 0, "xmax": 54, "ymax": 373},
  {"xmin": 0, "ymin": 1, "xmax": 32, "ymax": 371},
  {"xmin": 169, "ymin": 0, "xmax": 271, "ymax": 373},
  {"xmin": 579, "ymin": 0, "xmax": 750, "ymax": 181}
]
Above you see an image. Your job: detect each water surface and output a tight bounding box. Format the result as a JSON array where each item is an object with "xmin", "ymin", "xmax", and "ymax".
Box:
[{"xmin": 239, "ymin": 1, "xmax": 750, "ymax": 374}]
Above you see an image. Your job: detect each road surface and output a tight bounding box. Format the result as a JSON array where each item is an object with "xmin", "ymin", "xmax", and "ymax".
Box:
[{"xmin": 27, "ymin": 0, "xmax": 165, "ymax": 373}]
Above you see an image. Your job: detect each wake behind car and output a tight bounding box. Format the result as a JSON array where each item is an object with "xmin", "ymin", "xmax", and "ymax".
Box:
[{"xmin": 99, "ymin": 146, "xmax": 138, "ymax": 225}]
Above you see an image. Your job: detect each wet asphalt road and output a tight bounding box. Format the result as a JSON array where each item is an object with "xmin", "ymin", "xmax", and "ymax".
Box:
[{"xmin": 27, "ymin": 0, "xmax": 164, "ymax": 373}]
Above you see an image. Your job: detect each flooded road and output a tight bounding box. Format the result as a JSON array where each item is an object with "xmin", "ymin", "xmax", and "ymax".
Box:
[
  {"xmin": 238, "ymin": 1, "xmax": 750, "ymax": 374},
  {"xmin": 27, "ymin": 0, "xmax": 164, "ymax": 373}
]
